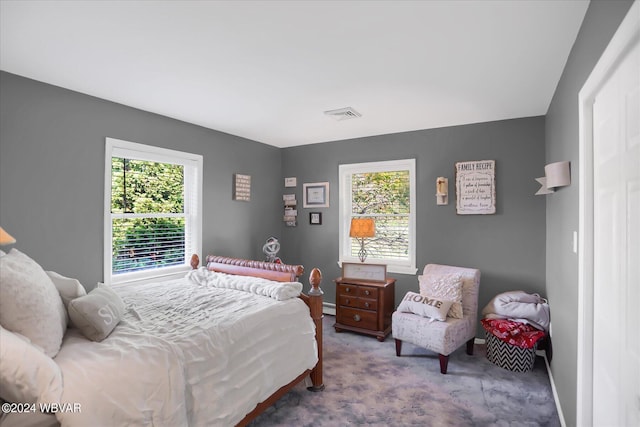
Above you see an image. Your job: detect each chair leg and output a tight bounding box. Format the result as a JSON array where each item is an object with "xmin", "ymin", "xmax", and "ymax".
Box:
[
  {"xmin": 395, "ymin": 339, "xmax": 402, "ymax": 356},
  {"xmin": 439, "ymin": 354, "xmax": 449, "ymax": 374},
  {"xmin": 466, "ymin": 338, "xmax": 475, "ymax": 355}
]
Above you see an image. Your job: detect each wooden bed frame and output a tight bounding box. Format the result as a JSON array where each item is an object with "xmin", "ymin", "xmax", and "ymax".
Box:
[{"xmin": 194, "ymin": 254, "xmax": 324, "ymax": 426}]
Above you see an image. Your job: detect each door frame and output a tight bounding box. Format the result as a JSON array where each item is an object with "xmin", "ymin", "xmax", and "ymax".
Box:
[{"xmin": 577, "ymin": 1, "xmax": 639, "ymax": 425}]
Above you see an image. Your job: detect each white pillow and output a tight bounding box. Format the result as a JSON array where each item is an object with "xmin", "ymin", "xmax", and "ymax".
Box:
[
  {"xmin": 68, "ymin": 286, "xmax": 125, "ymax": 342},
  {"xmin": 0, "ymin": 326, "xmax": 62, "ymax": 405},
  {"xmin": 419, "ymin": 273, "xmax": 464, "ymax": 319},
  {"xmin": 45, "ymin": 271, "xmax": 87, "ymax": 307},
  {"xmin": 397, "ymin": 292, "xmax": 453, "ymax": 322},
  {"xmin": 0, "ymin": 249, "xmax": 67, "ymax": 357},
  {"xmin": 0, "ymin": 249, "xmax": 6, "ymax": 257},
  {"xmin": 46, "ymin": 271, "xmax": 87, "ymax": 326}
]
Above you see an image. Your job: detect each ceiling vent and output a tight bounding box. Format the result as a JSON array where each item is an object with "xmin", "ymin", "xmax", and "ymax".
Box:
[{"xmin": 324, "ymin": 107, "xmax": 362, "ymax": 121}]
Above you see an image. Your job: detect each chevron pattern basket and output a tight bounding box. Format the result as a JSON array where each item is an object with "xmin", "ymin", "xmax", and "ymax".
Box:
[{"xmin": 485, "ymin": 330, "xmax": 537, "ymax": 372}]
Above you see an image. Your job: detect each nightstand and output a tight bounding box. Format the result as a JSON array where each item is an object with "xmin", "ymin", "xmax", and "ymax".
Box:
[{"xmin": 333, "ymin": 276, "xmax": 395, "ymax": 341}]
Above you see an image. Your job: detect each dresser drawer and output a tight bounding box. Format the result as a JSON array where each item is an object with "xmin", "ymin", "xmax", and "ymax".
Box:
[
  {"xmin": 357, "ymin": 286, "xmax": 378, "ymax": 299},
  {"xmin": 338, "ymin": 295, "xmax": 358, "ymax": 308},
  {"xmin": 337, "ymin": 283, "xmax": 358, "ymax": 296},
  {"xmin": 338, "ymin": 307, "xmax": 377, "ymax": 330},
  {"xmin": 338, "ymin": 295, "xmax": 377, "ymax": 309},
  {"xmin": 357, "ymin": 298, "xmax": 377, "ymax": 310}
]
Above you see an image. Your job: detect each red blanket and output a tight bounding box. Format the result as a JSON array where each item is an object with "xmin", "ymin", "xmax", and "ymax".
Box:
[{"xmin": 481, "ymin": 318, "xmax": 546, "ymax": 349}]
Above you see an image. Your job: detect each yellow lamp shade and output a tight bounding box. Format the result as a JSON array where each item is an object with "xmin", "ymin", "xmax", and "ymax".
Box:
[
  {"xmin": 0, "ymin": 227, "xmax": 16, "ymax": 245},
  {"xmin": 349, "ymin": 218, "xmax": 375, "ymax": 238}
]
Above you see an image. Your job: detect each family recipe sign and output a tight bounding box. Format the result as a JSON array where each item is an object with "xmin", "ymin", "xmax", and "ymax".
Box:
[{"xmin": 455, "ymin": 160, "xmax": 496, "ymax": 215}]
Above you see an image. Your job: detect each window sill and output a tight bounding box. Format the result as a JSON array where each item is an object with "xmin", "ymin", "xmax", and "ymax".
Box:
[
  {"xmin": 109, "ymin": 265, "xmax": 192, "ymax": 286},
  {"xmin": 337, "ymin": 261, "xmax": 417, "ymax": 276}
]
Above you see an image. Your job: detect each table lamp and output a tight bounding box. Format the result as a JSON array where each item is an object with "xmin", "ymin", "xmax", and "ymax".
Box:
[{"xmin": 349, "ymin": 218, "xmax": 375, "ymax": 262}]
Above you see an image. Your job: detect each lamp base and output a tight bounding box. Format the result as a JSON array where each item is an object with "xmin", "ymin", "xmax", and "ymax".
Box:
[{"xmin": 358, "ymin": 239, "xmax": 367, "ymax": 262}]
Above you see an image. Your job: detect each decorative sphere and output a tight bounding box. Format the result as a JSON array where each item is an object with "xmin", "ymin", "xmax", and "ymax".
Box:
[{"xmin": 262, "ymin": 237, "xmax": 280, "ymax": 261}]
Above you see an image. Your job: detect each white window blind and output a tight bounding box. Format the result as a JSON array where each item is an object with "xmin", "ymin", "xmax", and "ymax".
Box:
[{"xmin": 104, "ymin": 138, "xmax": 202, "ymax": 285}]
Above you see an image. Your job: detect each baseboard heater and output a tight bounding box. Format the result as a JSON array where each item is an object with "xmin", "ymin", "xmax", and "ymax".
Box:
[{"xmin": 323, "ymin": 302, "xmax": 336, "ymax": 316}]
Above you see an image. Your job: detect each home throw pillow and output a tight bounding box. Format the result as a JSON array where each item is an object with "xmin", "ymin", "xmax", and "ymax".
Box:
[
  {"xmin": 397, "ymin": 291, "xmax": 454, "ymax": 321},
  {"xmin": 419, "ymin": 273, "xmax": 464, "ymax": 318},
  {"xmin": 0, "ymin": 249, "xmax": 67, "ymax": 357},
  {"xmin": 0, "ymin": 326, "xmax": 63, "ymax": 405},
  {"xmin": 68, "ymin": 285, "xmax": 125, "ymax": 342}
]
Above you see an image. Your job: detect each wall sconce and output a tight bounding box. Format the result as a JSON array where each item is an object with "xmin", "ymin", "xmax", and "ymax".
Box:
[
  {"xmin": 349, "ymin": 218, "xmax": 375, "ymax": 262},
  {"xmin": 0, "ymin": 227, "xmax": 16, "ymax": 245},
  {"xmin": 535, "ymin": 161, "xmax": 571, "ymax": 195},
  {"xmin": 436, "ymin": 177, "xmax": 448, "ymax": 205}
]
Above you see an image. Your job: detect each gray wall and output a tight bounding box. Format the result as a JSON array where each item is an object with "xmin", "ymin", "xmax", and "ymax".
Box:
[
  {"xmin": 0, "ymin": 69, "xmax": 547, "ymax": 339},
  {"xmin": 280, "ymin": 117, "xmax": 547, "ymax": 337},
  {"xmin": 544, "ymin": 1, "xmax": 634, "ymax": 426},
  {"xmin": 0, "ymin": 71, "xmax": 283, "ymax": 290}
]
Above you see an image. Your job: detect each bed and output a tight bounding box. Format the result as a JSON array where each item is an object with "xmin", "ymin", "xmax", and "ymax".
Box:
[{"xmin": 0, "ymin": 250, "xmax": 324, "ymax": 427}]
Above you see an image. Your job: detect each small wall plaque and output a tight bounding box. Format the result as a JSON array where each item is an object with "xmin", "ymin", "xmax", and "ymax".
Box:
[
  {"xmin": 284, "ymin": 177, "xmax": 297, "ymax": 187},
  {"xmin": 233, "ymin": 173, "xmax": 251, "ymax": 201},
  {"xmin": 341, "ymin": 262, "xmax": 387, "ymax": 283},
  {"xmin": 310, "ymin": 212, "xmax": 322, "ymax": 225}
]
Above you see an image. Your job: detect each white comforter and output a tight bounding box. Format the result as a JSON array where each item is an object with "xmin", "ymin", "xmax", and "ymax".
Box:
[{"xmin": 53, "ymin": 269, "xmax": 318, "ymax": 426}]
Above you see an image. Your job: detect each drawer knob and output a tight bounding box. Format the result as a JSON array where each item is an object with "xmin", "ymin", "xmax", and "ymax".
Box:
[
  {"xmin": 364, "ymin": 290, "xmax": 370, "ymax": 296},
  {"xmin": 353, "ymin": 314, "xmax": 361, "ymax": 322},
  {"xmin": 345, "ymin": 298, "xmax": 351, "ymax": 305},
  {"xmin": 345, "ymin": 287, "xmax": 351, "ymax": 293},
  {"xmin": 364, "ymin": 302, "xmax": 370, "ymax": 308}
]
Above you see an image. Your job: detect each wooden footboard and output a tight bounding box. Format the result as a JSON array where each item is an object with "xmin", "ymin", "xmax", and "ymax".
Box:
[
  {"xmin": 194, "ymin": 255, "xmax": 324, "ymax": 425},
  {"xmin": 205, "ymin": 255, "xmax": 304, "ymax": 282}
]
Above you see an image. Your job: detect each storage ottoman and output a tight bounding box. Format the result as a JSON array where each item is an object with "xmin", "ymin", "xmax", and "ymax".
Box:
[{"xmin": 481, "ymin": 318, "xmax": 545, "ymax": 372}]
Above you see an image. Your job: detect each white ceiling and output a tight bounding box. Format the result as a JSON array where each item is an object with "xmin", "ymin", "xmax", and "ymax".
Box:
[{"xmin": 0, "ymin": 0, "xmax": 589, "ymax": 148}]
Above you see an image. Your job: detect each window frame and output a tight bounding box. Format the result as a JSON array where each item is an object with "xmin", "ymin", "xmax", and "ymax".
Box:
[
  {"xmin": 338, "ymin": 159, "xmax": 417, "ymax": 275},
  {"xmin": 103, "ymin": 137, "xmax": 203, "ymax": 285}
]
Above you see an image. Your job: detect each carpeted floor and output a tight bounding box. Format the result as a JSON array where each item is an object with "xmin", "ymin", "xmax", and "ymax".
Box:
[{"xmin": 249, "ymin": 315, "xmax": 560, "ymax": 426}]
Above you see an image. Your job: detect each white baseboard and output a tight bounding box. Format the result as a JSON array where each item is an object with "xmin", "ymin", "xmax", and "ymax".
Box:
[
  {"xmin": 539, "ymin": 352, "xmax": 566, "ymax": 427},
  {"xmin": 322, "ymin": 302, "xmax": 336, "ymax": 316}
]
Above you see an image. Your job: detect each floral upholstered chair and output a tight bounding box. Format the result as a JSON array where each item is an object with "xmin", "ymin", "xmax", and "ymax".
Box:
[{"xmin": 392, "ymin": 264, "xmax": 481, "ymax": 374}]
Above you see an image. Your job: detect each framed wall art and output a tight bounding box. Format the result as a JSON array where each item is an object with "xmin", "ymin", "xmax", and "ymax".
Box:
[
  {"xmin": 309, "ymin": 212, "xmax": 322, "ymax": 225},
  {"xmin": 303, "ymin": 182, "xmax": 329, "ymax": 208},
  {"xmin": 455, "ymin": 160, "xmax": 496, "ymax": 215}
]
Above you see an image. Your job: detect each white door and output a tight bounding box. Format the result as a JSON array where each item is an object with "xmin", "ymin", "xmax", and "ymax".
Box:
[
  {"xmin": 578, "ymin": 2, "xmax": 640, "ymax": 425},
  {"xmin": 591, "ymin": 13, "xmax": 639, "ymax": 427}
]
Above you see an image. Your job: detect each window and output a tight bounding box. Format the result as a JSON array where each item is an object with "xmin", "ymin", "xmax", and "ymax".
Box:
[
  {"xmin": 339, "ymin": 159, "xmax": 416, "ymax": 274},
  {"xmin": 104, "ymin": 138, "xmax": 202, "ymax": 285}
]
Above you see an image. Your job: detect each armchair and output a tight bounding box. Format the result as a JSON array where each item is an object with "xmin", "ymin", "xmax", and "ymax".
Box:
[{"xmin": 392, "ymin": 264, "xmax": 481, "ymax": 374}]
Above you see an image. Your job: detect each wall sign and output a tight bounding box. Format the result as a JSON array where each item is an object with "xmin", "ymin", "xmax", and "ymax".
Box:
[
  {"xmin": 233, "ymin": 173, "xmax": 251, "ymax": 201},
  {"xmin": 341, "ymin": 262, "xmax": 387, "ymax": 283},
  {"xmin": 284, "ymin": 177, "xmax": 297, "ymax": 187},
  {"xmin": 283, "ymin": 194, "xmax": 297, "ymax": 227},
  {"xmin": 455, "ymin": 160, "xmax": 496, "ymax": 215}
]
